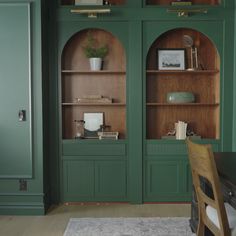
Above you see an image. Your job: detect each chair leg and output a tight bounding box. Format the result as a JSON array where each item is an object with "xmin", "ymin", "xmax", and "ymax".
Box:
[{"xmin": 197, "ymin": 220, "xmax": 205, "ymax": 236}]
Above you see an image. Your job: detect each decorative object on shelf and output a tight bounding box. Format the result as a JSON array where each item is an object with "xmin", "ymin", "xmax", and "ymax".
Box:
[
  {"xmin": 75, "ymin": 0, "xmax": 103, "ymax": 5},
  {"xmin": 157, "ymin": 49, "xmax": 186, "ymax": 70},
  {"xmin": 167, "ymin": 8, "xmax": 207, "ymax": 17},
  {"xmin": 89, "ymin": 58, "xmax": 102, "ymax": 71},
  {"xmin": 175, "ymin": 121, "xmax": 187, "ymax": 140},
  {"xmin": 171, "ymin": 0, "xmax": 192, "ymax": 6},
  {"xmin": 84, "ymin": 112, "xmax": 104, "ymax": 138},
  {"xmin": 162, "ymin": 135, "xmax": 201, "ymax": 140},
  {"xmin": 83, "ymin": 32, "xmax": 108, "ymax": 71},
  {"xmin": 186, "ymin": 129, "xmax": 201, "ymax": 139},
  {"xmin": 100, "ymin": 124, "xmax": 111, "ymax": 132},
  {"xmin": 74, "ymin": 119, "xmax": 85, "ymax": 139},
  {"xmin": 166, "ymin": 92, "xmax": 195, "ymax": 103},
  {"xmin": 183, "ymin": 35, "xmax": 199, "ymax": 71},
  {"xmin": 76, "ymin": 95, "xmax": 112, "ymax": 104},
  {"xmin": 161, "ymin": 126, "xmax": 201, "ymax": 140},
  {"xmin": 103, "ymin": 0, "xmax": 111, "ymax": 5},
  {"xmin": 97, "ymin": 131, "xmax": 119, "ymax": 140}
]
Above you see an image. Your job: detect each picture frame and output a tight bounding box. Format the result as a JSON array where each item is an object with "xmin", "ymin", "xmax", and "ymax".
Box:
[
  {"xmin": 157, "ymin": 49, "xmax": 186, "ymax": 70},
  {"xmin": 83, "ymin": 112, "xmax": 104, "ymax": 138},
  {"xmin": 75, "ymin": 0, "xmax": 103, "ymax": 5}
]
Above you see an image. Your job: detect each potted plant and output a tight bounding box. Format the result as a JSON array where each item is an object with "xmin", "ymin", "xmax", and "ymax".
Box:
[{"xmin": 83, "ymin": 32, "xmax": 109, "ymax": 71}]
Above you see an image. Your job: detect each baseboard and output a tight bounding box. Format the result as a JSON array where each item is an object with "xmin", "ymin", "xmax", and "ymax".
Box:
[
  {"xmin": 0, "ymin": 205, "xmax": 45, "ymax": 215},
  {"xmin": 0, "ymin": 192, "xmax": 48, "ymax": 215}
]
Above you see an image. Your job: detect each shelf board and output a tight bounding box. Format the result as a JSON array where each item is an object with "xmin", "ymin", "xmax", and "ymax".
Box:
[
  {"xmin": 62, "ymin": 102, "xmax": 126, "ymax": 106},
  {"xmin": 146, "ymin": 70, "xmax": 219, "ymax": 74},
  {"xmin": 62, "ymin": 70, "xmax": 126, "ymax": 75},
  {"xmin": 146, "ymin": 103, "xmax": 220, "ymax": 106}
]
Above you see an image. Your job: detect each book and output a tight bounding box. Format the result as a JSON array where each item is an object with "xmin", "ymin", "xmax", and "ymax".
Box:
[
  {"xmin": 75, "ymin": 96, "xmax": 112, "ymax": 104},
  {"xmin": 97, "ymin": 132, "xmax": 119, "ymax": 140},
  {"xmin": 171, "ymin": 1, "xmax": 192, "ymax": 6}
]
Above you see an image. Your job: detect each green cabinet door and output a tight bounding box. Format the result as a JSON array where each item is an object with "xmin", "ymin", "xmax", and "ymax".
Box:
[
  {"xmin": 145, "ymin": 160, "xmax": 183, "ymax": 201},
  {"xmin": 63, "ymin": 160, "xmax": 95, "ymax": 201},
  {"xmin": 95, "ymin": 161, "xmax": 127, "ymax": 199},
  {"xmin": 62, "ymin": 158, "xmax": 127, "ymax": 201},
  {"xmin": 0, "ymin": 3, "xmax": 32, "ymax": 178}
]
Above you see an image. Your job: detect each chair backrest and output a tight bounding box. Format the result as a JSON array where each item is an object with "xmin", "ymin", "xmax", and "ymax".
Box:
[{"xmin": 186, "ymin": 138, "xmax": 230, "ymax": 236}]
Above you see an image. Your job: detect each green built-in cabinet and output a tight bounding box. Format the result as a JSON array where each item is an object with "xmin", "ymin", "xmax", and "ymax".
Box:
[
  {"xmin": 143, "ymin": 22, "xmax": 223, "ymax": 201},
  {"xmin": 58, "ymin": 22, "xmax": 129, "ymax": 202},
  {"xmin": 53, "ymin": 0, "xmax": 235, "ymax": 204}
]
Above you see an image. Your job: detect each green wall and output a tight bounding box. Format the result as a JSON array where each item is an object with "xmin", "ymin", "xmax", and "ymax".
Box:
[
  {"xmin": 0, "ymin": 0, "xmax": 47, "ymax": 215},
  {"xmin": 0, "ymin": 0, "xmax": 236, "ymax": 214},
  {"xmin": 233, "ymin": 7, "xmax": 236, "ymax": 151}
]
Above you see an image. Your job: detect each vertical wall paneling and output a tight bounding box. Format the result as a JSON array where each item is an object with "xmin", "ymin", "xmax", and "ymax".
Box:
[{"xmin": 0, "ymin": 3, "xmax": 32, "ymax": 178}]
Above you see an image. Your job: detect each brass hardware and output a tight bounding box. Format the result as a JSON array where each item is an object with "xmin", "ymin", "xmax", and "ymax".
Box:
[
  {"xmin": 167, "ymin": 8, "xmax": 207, "ymax": 17},
  {"xmin": 71, "ymin": 9, "xmax": 111, "ymax": 18}
]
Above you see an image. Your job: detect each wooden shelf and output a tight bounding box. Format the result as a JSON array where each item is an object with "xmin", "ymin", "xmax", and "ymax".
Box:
[
  {"xmin": 146, "ymin": 70, "xmax": 219, "ymax": 74},
  {"xmin": 62, "ymin": 70, "xmax": 126, "ymax": 75},
  {"xmin": 147, "ymin": 103, "xmax": 220, "ymax": 106},
  {"xmin": 62, "ymin": 102, "xmax": 126, "ymax": 106},
  {"xmin": 61, "ymin": 0, "xmax": 126, "ymax": 6}
]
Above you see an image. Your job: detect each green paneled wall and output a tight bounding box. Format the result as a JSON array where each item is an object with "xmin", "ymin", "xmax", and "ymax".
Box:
[
  {"xmin": 233, "ymin": 8, "xmax": 236, "ymax": 151},
  {"xmin": 1, "ymin": 0, "xmax": 235, "ymax": 215},
  {"xmin": 0, "ymin": 0, "xmax": 47, "ymax": 215},
  {"xmin": 0, "ymin": 3, "xmax": 32, "ymax": 178}
]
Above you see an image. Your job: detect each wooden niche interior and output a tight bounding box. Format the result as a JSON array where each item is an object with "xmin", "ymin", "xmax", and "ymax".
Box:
[
  {"xmin": 146, "ymin": 28, "xmax": 220, "ymax": 140},
  {"xmin": 146, "ymin": 0, "xmax": 220, "ymax": 5},
  {"xmin": 61, "ymin": 28, "xmax": 126, "ymax": 139}
]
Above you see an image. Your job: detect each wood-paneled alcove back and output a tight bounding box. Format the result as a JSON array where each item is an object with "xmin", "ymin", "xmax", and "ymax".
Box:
[
  {"xmin": 61, "ymin": 29, "xmax": 127, "ymax": 139},
  {"xmin": 146, "ymin": 28, "xmax": 220, "ymax": 139}
]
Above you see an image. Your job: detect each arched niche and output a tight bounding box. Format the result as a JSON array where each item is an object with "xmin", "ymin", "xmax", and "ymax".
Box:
[
  {"xmin": 146, "ymin": 28, "xmax": 220, "ymax": 140},
  {"xmin": 61, "ymin": 28, "xmax": 127, "ymax": 139},
  {"xmin": 62, "ymin": 28, "xmax": 126, "ymax": 71},
  {"xmin": 147, "ymin": 28, "xmax": 219, "ymax": 71}
]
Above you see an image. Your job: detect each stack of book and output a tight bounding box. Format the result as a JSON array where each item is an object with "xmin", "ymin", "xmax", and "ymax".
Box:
[
  {"xmin": 171, "ymin": 0, "xmax": 192, "ymax": 6},
  {"xmin": 76, "ymin": 95, "xmax": 112, "ymax": 104},
  {"xmin": 97, "ymin": 132, "xmax": 119, "ymax": 140}
]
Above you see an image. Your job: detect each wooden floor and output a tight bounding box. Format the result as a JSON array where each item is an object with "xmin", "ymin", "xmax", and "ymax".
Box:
[{"xmin": 0, "ymin": 203, "xmax": 191, "ymax": 236}]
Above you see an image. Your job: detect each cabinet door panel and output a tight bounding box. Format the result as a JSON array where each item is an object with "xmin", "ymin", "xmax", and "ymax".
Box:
[
  {"xmin": 95, "ymin": 161, "xmax": 127, "ymax": 198},
  {"xmin": 63, "ymin": 161, "xmax": 94, "ymax": 198},
  {"xmin": 146, "ymin": 161, "xmax": 180, "ymax": 195},
  {"xmin": 0, "ymin": 3, "xmax": 32, "ymax": 178}
]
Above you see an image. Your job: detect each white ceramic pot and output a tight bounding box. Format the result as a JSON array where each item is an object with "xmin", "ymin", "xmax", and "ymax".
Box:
[{"xmin": 89, "ymin": 58, "xmax": 102, "ymax": 71}]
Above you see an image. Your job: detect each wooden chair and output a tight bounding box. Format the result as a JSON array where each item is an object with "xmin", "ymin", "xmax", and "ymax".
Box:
[{"xmin": 186, "ymin": 138, "xmax": 236, "ymax": 236}]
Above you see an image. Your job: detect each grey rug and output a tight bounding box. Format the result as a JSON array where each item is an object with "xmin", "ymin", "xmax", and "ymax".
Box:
[{"xmin": 63, "ymin": 217, "xmax": 196, "ymax": 236}]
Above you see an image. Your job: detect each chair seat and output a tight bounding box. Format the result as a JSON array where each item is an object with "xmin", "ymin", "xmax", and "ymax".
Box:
[{"xmin": 206, "ymin": 203, "xmax": 236, "ymax": 231}]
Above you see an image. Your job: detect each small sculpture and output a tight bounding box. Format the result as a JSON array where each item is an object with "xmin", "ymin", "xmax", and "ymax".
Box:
[
  {"xmin": 74, "ymin": 120, "xmax": 85, "ymax": 139},
  {"xmin": 183, "ymin": 35, "xmax": 199, "ymax": 71}
]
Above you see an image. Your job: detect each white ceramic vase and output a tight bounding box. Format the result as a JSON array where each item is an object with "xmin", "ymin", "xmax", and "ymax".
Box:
[{"xmin": 89, "ymin": 58, "xmax": 102, "ymax": 71}]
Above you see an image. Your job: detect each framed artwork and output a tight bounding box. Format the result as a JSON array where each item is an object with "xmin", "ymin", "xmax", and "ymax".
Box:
[
  {"xmin": 157, "ymin": 49, "xmax": 186, "ymax": 70},
  {"xmin": 75, "ymin": 0, "xmax": 103, "ymax": 5},
  {"xmin": 83, "ymin": 112, "xmax": 103, "ymax": 138}
]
